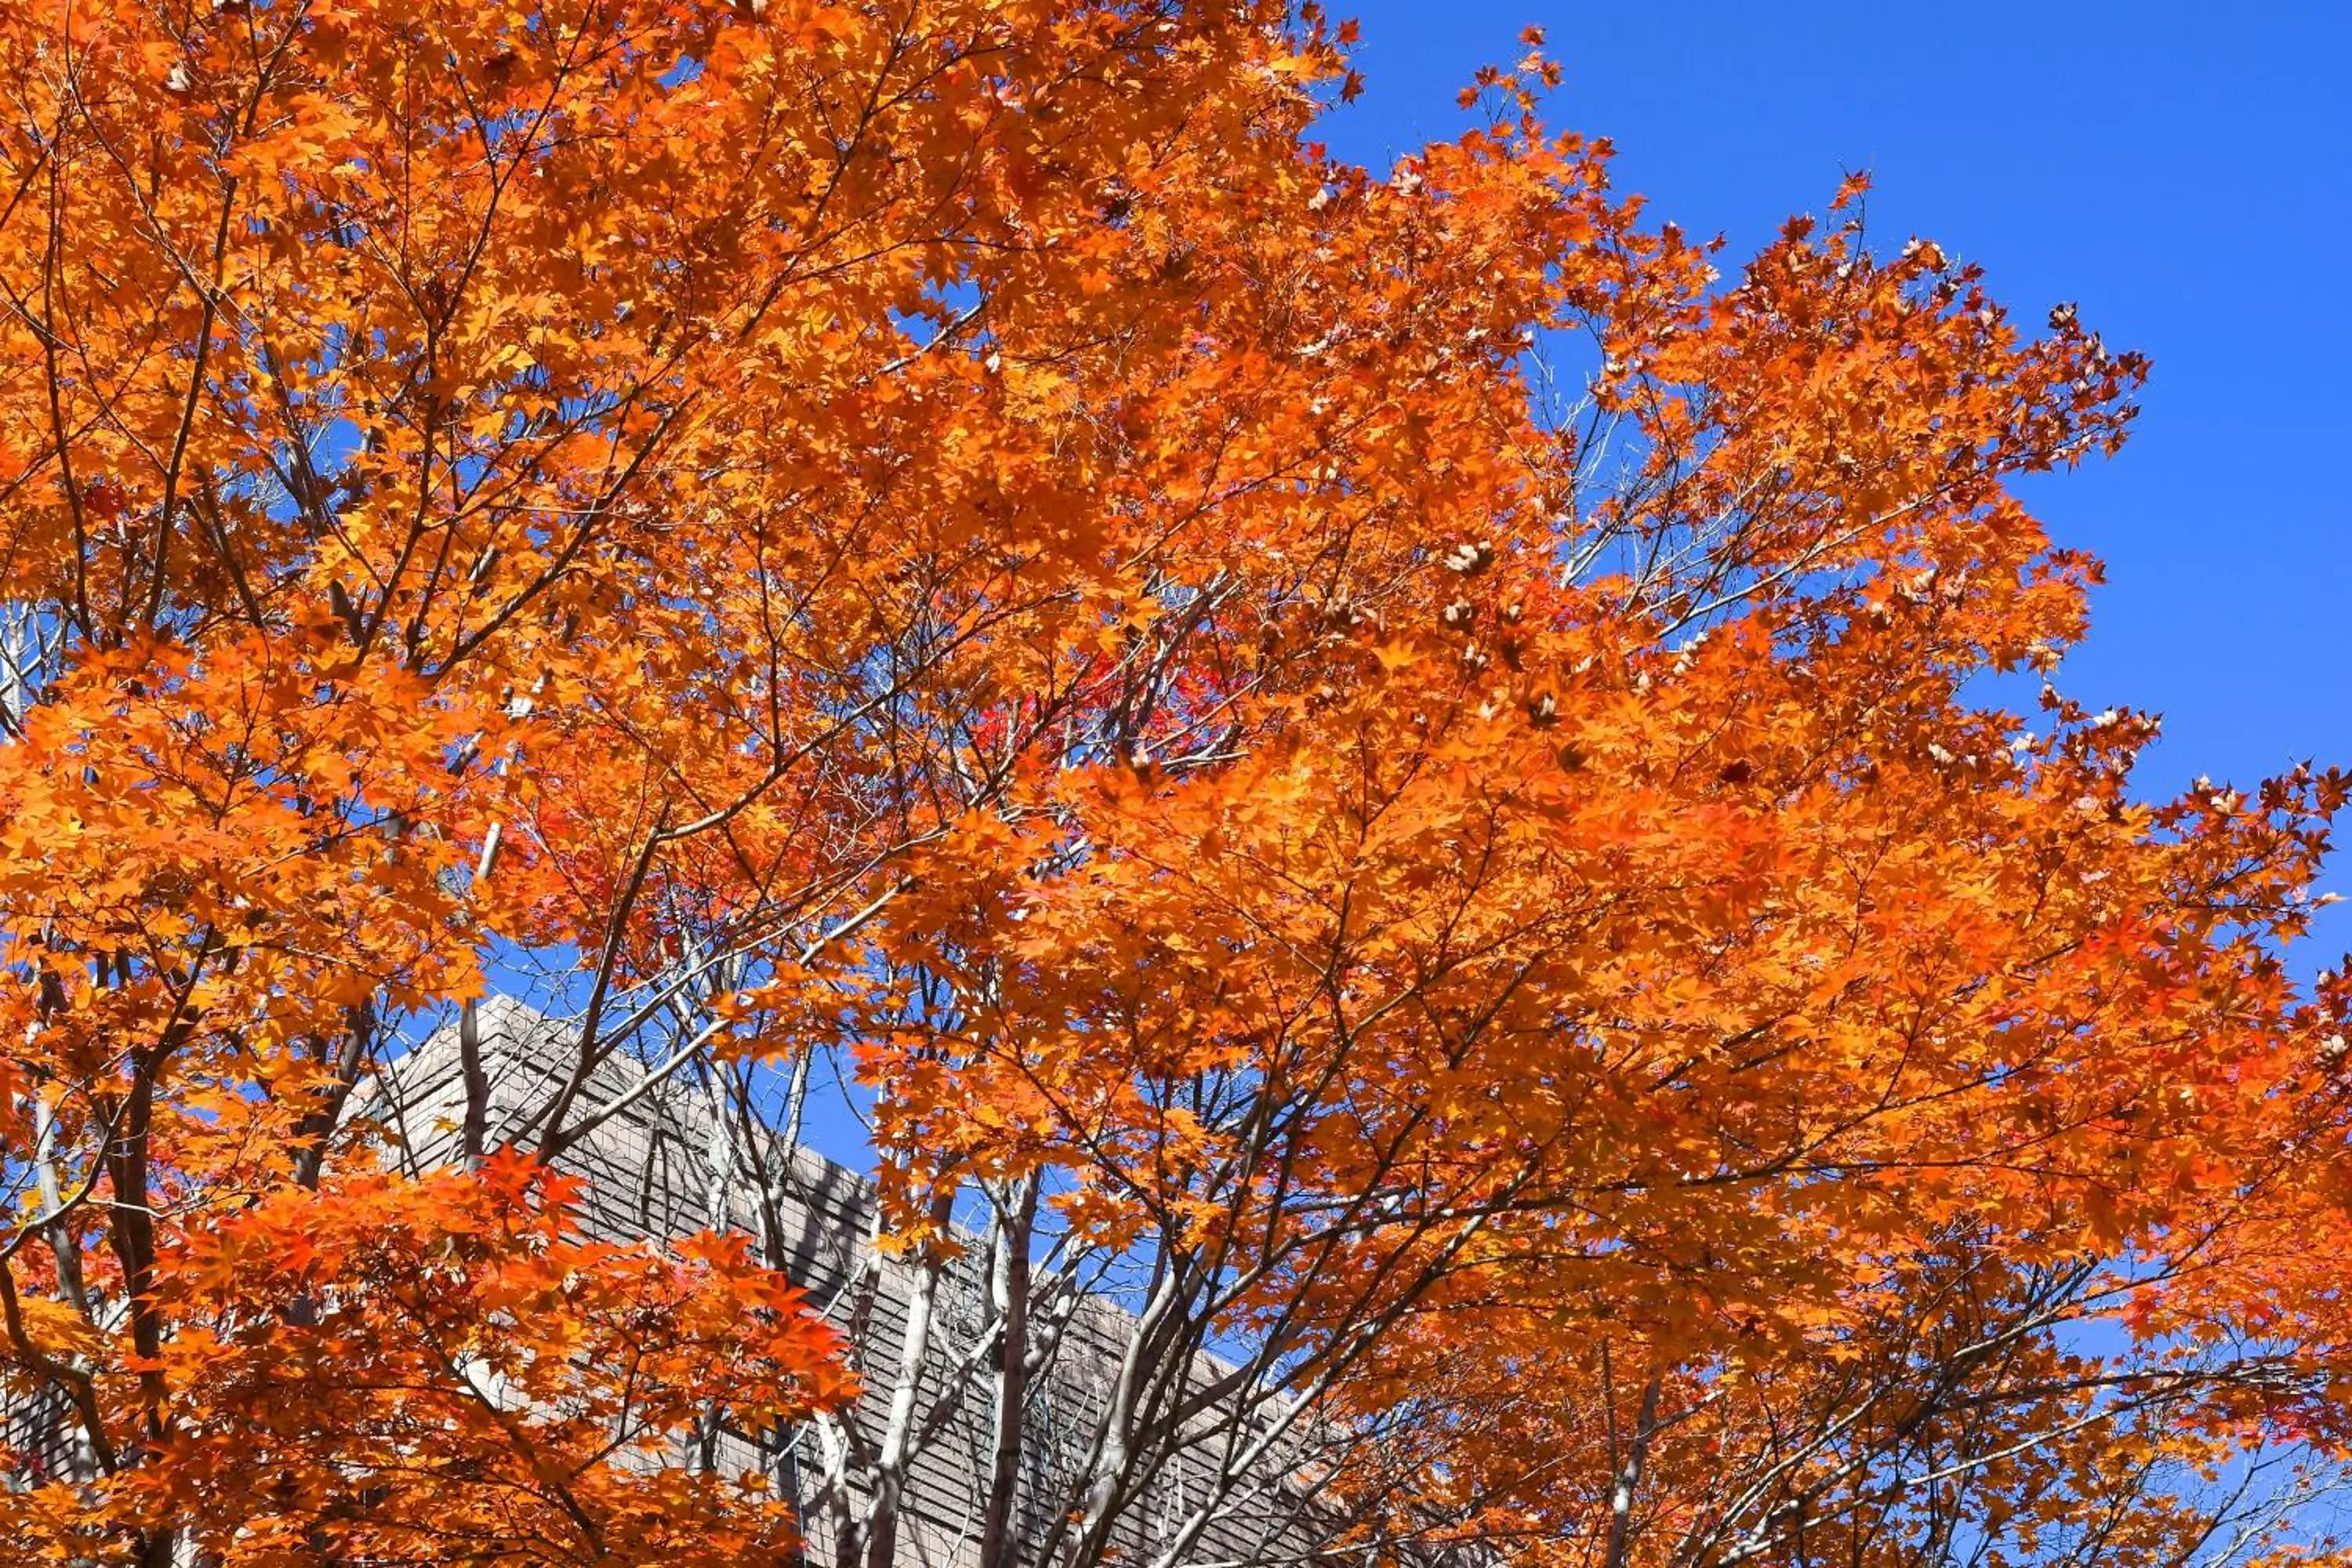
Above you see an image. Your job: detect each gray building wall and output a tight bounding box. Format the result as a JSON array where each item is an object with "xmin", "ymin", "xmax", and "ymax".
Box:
[{"xmin": 361, "ymin": 996, "xmax": 1342, "ymax": 1568}]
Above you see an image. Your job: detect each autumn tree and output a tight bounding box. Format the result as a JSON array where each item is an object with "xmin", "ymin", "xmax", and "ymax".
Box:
[{"xmin": 1, "ymin": 2, "xmax": 2347, "ymax": 1566}]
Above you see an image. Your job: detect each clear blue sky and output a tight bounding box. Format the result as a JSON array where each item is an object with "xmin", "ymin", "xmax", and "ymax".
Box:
[{"xmin": 1319, "ymin": 0, "xmax": 2352, "ymax": 961}]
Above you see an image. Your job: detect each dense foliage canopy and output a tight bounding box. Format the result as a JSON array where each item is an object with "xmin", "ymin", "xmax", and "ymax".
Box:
[{"xmin": 1, "ymin": 2, "xmax": 2346, "ymax": 1565}]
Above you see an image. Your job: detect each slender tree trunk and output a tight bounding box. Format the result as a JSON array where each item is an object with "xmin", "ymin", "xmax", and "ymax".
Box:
[
  {"xmin": 976, "ymin": 1174, "xmax": 1040, "ymax": 1568},
  {"xmin": 1058, "ymin": 1267, "xmax": 1187, "ymax": 1568},
  {"xmin": 862, "ymin": 1188, "xmax": 958, "ymax": 1568},
  {"xmin": 29, "ymin": 1087, "xmax": 89, "ymax": 1313},
  {"xmin": 458, "ymin": 996, "xmax": 489, "ymax": 1168},
  {"xmin": 1603, "ymin": 1371, "xmax": 1664, "ymax": 1568}
]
